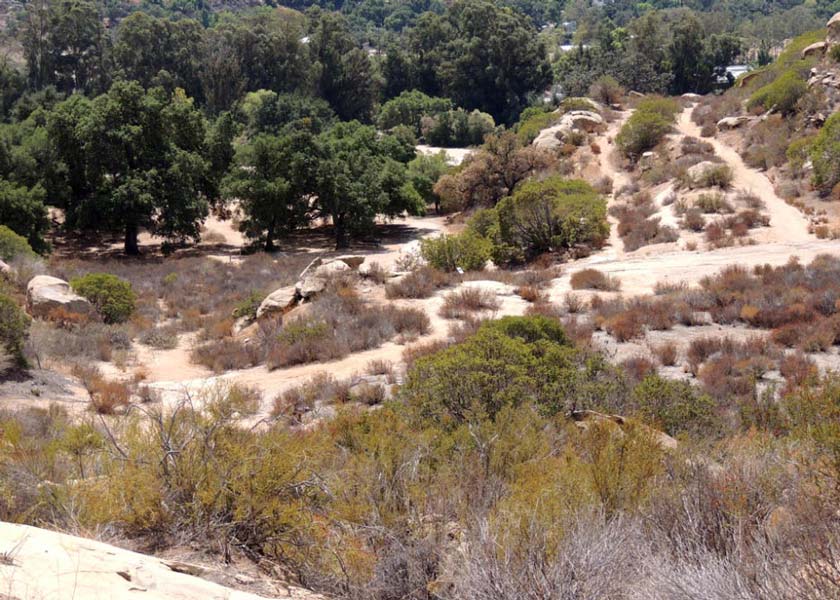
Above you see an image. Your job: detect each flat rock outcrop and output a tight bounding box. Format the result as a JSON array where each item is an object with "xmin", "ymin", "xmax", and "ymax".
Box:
[{"xmin": 0, "ymin": 522, "xmax": 325, "ymax": 600}]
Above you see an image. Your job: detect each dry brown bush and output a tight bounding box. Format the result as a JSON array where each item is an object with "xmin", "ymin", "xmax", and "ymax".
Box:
[
  {"xmin": 653, "ymin": 341, "xmax": 678, "ymax": 366},
  {"xmin": 385, "ymin": 267, "xmax": 454, "ymax": 299},
  {"xmin": 439, "ymin": 288, "xmax": 501, "ymax": 320},
  {"xmin": 571, "ymin": 269, "xmax": 621, "ymax": 291}
]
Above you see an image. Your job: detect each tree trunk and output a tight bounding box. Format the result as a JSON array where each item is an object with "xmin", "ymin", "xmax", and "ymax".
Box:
[
  {"xmin": 334, "ymin": 215, "xmax": 349, "ymax": 250},
  {"xmin": 124, "ymin": 222, "xmax": 140, "ymax": 256},
  {"xmin": 264, "ymin": 220, "xmax": 276, "ymax": 252}
]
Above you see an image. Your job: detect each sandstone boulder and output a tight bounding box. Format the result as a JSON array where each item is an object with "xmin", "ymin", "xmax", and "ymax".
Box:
[
  {"xmin": 0, "ymin": 260, "xmax": 11, "ymax": 278},
  {"xmin": 802, "ymin": 41, "xmax": 828, "ymax": 58},
  {"xmin": 532, "ymin": 110, "xmax": 604, "ymax": 150},
  {"xmin": 296, "ymin": 260, "xmax": 351, "ymax": 299},
  {"xmin": 256, "ymin": 285, "xmax": 298, "ymax": 319},
  {"xmin": 562, "ymin": 110, "xmax": 604, "ymax": 132},
  {"xmin": 0, "ymin": 522, "xmax": 325, "ymax": 600},
  {"xmin": 686, "ymin": 160, "xmax": 722, "ymax": 186},
  {"xmin": 26, "ymin": 275, "xmax": 95, "ymax": 320},
  {"xmin": 829, "ymin": 12, "xmax": 840, "ymax": 42},
  {"xmin": 716, "ymin": 115, "xmax": 752, "ymax": 130}
]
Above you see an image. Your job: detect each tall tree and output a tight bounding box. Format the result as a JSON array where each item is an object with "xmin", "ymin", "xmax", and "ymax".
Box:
[
  {"xmin": 223, "ymin": 128, "xmax": 318, "ymax": 251},
  {"xmin": 309, "ymin": 11, "xmax": 378, "ymax": 122},
  {"xmin": 55, "ymin": 82, "xmax": 219, "ymax": 254},
  {"xmin": 315, "ymin": 121, "xmax": 423, "ymax": 248},
  {"xmin": 19, "ymin": 0, "xmax": 108, "ymax": 94},
  {"xmin": 112, "ymin": 13, "xmax": 204, "ymax": 101},
  {"xmin": 402, "ymin": 0, "xmax": 551, "ymax": 124}
]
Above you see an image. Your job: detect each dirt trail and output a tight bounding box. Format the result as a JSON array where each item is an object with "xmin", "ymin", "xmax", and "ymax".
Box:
[
  {"xmin": 594, "ymin": 111, "xmax": 634, "ymax": 259},
  {"xmin": 676, "ymin": 106, "xmax": 812, "ymax": 244},
  {"xmin": 135, "ymin": 104, "xmax": 831, "ymax": 417}
]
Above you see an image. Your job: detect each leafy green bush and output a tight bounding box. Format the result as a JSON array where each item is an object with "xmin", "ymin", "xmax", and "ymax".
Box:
[
  {"xmin": 70, "ymin": 273, "xmax": 137, "ymax": 324},
  {"xmin": 810, "ymin": 112, "xmax": 840, "ymax": 194},
  {"xmin": 747, "ymin": 70, "xmax": 807, "ymax": 115},
  {"xmin": 616, "ymin": 110, "xmax": 674, "ymax": 159},
  {"xmin": 0, "ymin": 225, "xmax": 35, "ymax": 263},
  {"xmin": 421, "ymin": 108, "xmax": 496, "ymax": 147},
  {"xmin": 0, "ymin": 293, "xmax": 30, "ymax": 367},
  {"xmin": 786, "ymin": 135, "xmax": 815, "ymax": 173},
  {"xmin": 401, "ymin": 315, "xmax": 625, "ymax": 425},
  {"xmin": 830, "ymin": 45, "xmax": 840, "ymax": 64},
  {"xmin": 0, "ymin": 181, "xmax": 50, "ymax": 254},
  {"xmin": 631, "ymin": 375, "xmax": 717, "ymax": 437},
  {"xmin": 634, "ymin": 97, "xmax": 679, "ymax": 120},
  {"xmin": 495, "ymin": 176, "xmax": 609, "ymax": 261},
  {"xmin": 376, "ymin": 90, "xmax": 453, "ymax": 136},
  {"xmin": 420, "ymin": 231, "xmax": 492, "ymax": 272},
  {"xmin": 516, "ymin": 109, "xmax": 557, "ymax": 144}
]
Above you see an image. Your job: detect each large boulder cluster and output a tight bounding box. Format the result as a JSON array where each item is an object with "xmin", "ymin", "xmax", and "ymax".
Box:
[
  {"xmin": 532, "ymin": 110, "xmax": 605, "ymax": 150},
  {"xmin": 256, "ymin": 255, "xmax": 369, "ymax": 320}
]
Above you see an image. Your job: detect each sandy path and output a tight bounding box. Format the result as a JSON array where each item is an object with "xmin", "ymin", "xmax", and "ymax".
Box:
[
  {"xmin": 148, "ymin": 287, "xmax": 530, "ymax": 417},
  {"xmin": 676, "ymin": 105, "xmax": 811, "ymax": 244},
  {"xmin": 595, "ymin": 112, "xmax": 634, "ymax": 259}
]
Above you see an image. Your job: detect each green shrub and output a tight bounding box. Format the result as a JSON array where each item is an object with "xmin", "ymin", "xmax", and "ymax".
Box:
[
  {"xmin": 747, "ymin": 70, "xmax": 807, "ymax": 115},
  {"xmin": 495, "ymin": 176, "xmax": 609, "ymax": 260},
  {"xmin": 0, "ymin": 293, "xmax": 30, "ymax": 367},
  {"xmin": 376, "ymin": 90, "xmax": 453, "ymax": 136},
  {"xmin": 589, "ymin": 75, "xmax": 624, "ymax": 105},
  {"xmin": 422, "ymin": 108, "xmax": 496, "ymax": 147},
  {"xmin": 616, "ymin": 110, "xmax": 673, "ymax": 159},
  {"xmin": 786, "ymin": 135, "xmax": 815, "ymax": 173},
  {"xmin": 516, "ymin": 110, "xmax": 558, "ymax": 144},
  {"xmin": 0, "ymin": 180, "xmax": 49, "ymax": 254},
  {"xmin": 401, "ymin": 315, "xmax": 625, "ymax": 425},
  {"xmin": 70, "ymin": 273, "xmax": 137, "ymax": 324},
  {"xmin": 634, "ymin": 97, "xmax": 679, "ymax": 120},
  {"xmin": 420, "ymin": 231, "xmax": 492, "ymax": 272},
  {"xmin": 810, "ymin": 112, "xmax": 840, "ymax": 193},
  {"xmin": 0, "ymin": 225, "xmax": 35, "ymax": 263},
  {"xmin": 631, "ymin": 375, "xmax": 717, "ymax": 437},
  {"xmin": 830, "ymin": 44, "xmax": 840, "ymax": 64},
  {"xmin": 233, "ymin": 290, "xmax": 264, "ymax": 320}
]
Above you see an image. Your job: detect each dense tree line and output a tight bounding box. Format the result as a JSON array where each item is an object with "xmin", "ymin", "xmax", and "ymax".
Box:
[
  {"xmin": 0, "ymin": 0, "xmax": 556, "ymax": 254},
  {"xmin": 555, "ymin": 10, "xmax": 743, "ymax": 97}
]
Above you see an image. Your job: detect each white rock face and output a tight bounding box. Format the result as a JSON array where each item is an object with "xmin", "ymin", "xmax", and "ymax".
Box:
[
  {"xmin": 532, "ymin": 110, "xmax": 604, "ymax": 150},
  {"xmin": 716, "ymin": 116, "xmax": 753, "ymax": 130},
  {"xmin": 256, "ymin": 285, "xmax": 298, "ymax": 319},
  {"xmin": 802, "ymin": 41, "xmax": 828, "ymax": 58},
  {"xmin": 0, "ymin": 522, "xmax": 325, "ymax": 600},
  {"xmin": 26, "ymin": 275, "xmax": 95, "ymax": 319}
]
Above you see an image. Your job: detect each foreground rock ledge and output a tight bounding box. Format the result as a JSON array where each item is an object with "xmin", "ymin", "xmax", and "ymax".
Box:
[{"xmin": 0, "ymin": 522, "xmax": 325, "ymax": 600}]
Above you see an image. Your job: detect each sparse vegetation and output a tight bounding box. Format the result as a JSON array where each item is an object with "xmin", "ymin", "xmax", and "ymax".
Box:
[{"xmin": 571, "ymin": 269, "xmax": 621, "ymax": 291}]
